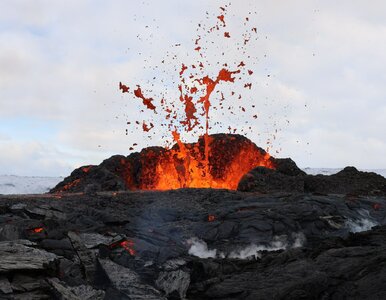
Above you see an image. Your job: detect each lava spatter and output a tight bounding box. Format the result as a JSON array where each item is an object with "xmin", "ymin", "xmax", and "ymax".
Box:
[
  {"xmin": 119, "ymin": 82, "xmax": 130, "ymax": 93},
  {"xmin": 133, "ymin": 86, "xmax": 156, "ymax": 111},
  {"xmin": 120, "ymin": 5, "xmax": 276, "ymax": 190},
  {"xmin": 142, "ymin": 121, "xmax": 154, "ymax": 132}
]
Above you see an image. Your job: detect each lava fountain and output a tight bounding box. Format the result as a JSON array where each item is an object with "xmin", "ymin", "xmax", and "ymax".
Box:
[
  {"xmin": 117, "ymin": 6, "xmax": 277, "ymax": 190},
  {"xmin": 127, "ymin": 134, "xmax": 274, "ymax": 190},
  {"xmin": 53, "ymin": 5, "xmax": 278, "ymax": 193}
]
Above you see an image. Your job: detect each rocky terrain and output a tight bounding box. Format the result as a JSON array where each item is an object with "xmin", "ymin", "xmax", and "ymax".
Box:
[
  {"xmin": 2, "ymin": 135, "xmax": 386, "ymax": 299},
  {"xmin": 0, "ymin": 188, "xmax": 385, "ymax": 299},
  {"xmin": 50, "ymin": 134, "xmax": 386, "ymax": 197}
]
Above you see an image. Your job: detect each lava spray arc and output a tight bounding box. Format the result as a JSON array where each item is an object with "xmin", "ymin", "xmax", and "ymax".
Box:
[{"xmin": 120, "ymin": 5, "xmax": 275, "ymax": 190}]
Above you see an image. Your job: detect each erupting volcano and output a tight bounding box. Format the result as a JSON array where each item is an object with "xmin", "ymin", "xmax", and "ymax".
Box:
[
  {"xmin": 114, "ymin": 5, "xmax": 278, "ymax": 190},
  {"xmin": 51, "ymin": 134, "xmax": 275, "ymax": 193},
  {"xmin": 123, "ymin": 134, "xmax": 274, "ymax": 190}
]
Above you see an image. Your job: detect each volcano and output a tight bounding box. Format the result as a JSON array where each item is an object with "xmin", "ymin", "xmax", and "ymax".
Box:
[
  {"xmin": 7, "ymin": 138, "xmax": 386, "ymax": 300},
  {"xmin": 51, "ymin": 133, "xmax": 386, "ymax": 196},
  {"xmin": 51, "ymin": 134, "xmax": 274, "ymax": 193}
]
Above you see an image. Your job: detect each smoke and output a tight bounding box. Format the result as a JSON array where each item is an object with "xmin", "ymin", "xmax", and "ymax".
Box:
[
  {"xmin": 345, "ymin": 209, "xmax": 378, "ymax": 233},
  {"xmin": 187, "ymin": 232, "xmax": 306, "ymax": 260}
]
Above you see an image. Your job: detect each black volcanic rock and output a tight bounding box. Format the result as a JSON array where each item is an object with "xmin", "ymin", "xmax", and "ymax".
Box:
[
  {"xmin": 51, "ymin": 134, "xmax": 386, "ymax": 196},
  {"xmin": 238, "ymin": 164, "xmax": 386, "ymax": 196},
  {"xmin": 50, "ymin": 134, "xmax": 273, "ymax": 193},
  {"xmin": 237, "ymin": 166, "xmax": 305, "ymax": 193},
  {"xmin": 0, "ymin": 190, "xmax": 385, "ymax": 299},
  {"xmin": 237, "ymin": 158, "xmax": 306, "ymax": 193},
  {"xmin": 304, "ymin": 166, "xmax": 386, "ymax": 195}
]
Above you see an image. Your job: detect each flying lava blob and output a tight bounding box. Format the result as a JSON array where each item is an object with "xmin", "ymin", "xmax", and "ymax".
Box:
[{"xmin": 120, "ymin": 5, "xmax": 276, "ymax": 190}]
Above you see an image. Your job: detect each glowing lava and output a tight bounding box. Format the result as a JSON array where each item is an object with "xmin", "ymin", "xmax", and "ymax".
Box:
[
  {"xmin": 31, "ymin": 227, "xmax": 44, "ymax": 233},
  {"xmin": 124, "ymin": 134, "xmax": 274, "ymax": 191},
  {"xmin": 119, "ymin": 6, "xmax": 276, "ymax": 191}
]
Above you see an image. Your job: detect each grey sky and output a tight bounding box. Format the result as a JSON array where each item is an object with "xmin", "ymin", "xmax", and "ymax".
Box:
[{"xmin": 1, "ymin": 0, "xmax": 386, "ymax": 176}]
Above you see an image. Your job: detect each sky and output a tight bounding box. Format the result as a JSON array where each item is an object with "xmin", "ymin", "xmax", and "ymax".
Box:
[{"xmin": 1, "ymin": 0, "xmax": 386, "ymax": 176}]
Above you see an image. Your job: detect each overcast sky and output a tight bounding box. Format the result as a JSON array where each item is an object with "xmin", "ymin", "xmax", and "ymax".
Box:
[{"xmin": 1, "ymin": 0, "xmax": 386, "ymax": 176}]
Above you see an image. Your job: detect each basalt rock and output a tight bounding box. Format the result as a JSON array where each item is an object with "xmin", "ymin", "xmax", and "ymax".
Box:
[
  {"xmin": 304, "ymin": 166, "xmax": 386, "ymax": 195},
  {"xmin": 0, "ymin": 190, "xmax": 385, "ymax": 299},
  {"xmin": 50, "ymin": 134, "xmax": 274, "ymax": 193},
  {"xmin": 239, "ymin": 165, "xmax": 386, "ymax": 195},
  {"xmin": 50, "ymin": 134, "xmax": 386, "ymax": 196}
]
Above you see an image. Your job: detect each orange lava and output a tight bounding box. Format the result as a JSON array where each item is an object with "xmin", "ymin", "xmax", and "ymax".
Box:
[
  {"xmin": 125, "ymin": 134, "xmax": 275, "ymax": 191},
  {"xmin": 120, "ymin": 6, "xmax": 277, "ymax": 191},
  {"xmin": 82, "ymin": 166, "xmax": 92, "ymax": 173},
  {"xmin": 59, "ymin": 179, "xmax": 81, "ymax": 192},
  {"xmin": 208, "ymin": 215, "xmax": 216, "ymax": 222},
  {"xmin": 119, "ymin": 82, "xmax": 130, "ymax": 93},
  {"xmin": 134, "ymin": 86, "xmax": 156, "ymax": 111},
  {"xmin": 120, "ymin": 240, "xmax": 136, "ymax": 256},
  {"xmin": 31, "ymin": 227, "xmax": 44, "ymax": 233},
  {"xmin": 142, "ymin": 121, "xmax": 154, "ymax": 132}
]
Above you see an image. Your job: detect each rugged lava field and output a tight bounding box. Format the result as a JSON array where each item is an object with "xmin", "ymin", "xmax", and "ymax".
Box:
[{"xmin": 0, "ymin": 189, "xmax": 386, "ymax": 299}]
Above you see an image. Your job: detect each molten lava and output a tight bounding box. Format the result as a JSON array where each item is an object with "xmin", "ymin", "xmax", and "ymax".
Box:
[
  {"xmin": 118, "ymin": 5, "xmax": 277, "ymax": 191},
  {"xmin": 31, "ymin": 227, "xmax": 44, "ymax": 233},
  {"xmin": 120, "ymin": 240, "xmax": 136, "ymax": 256},
  {"xmin": 208, "ymin": 215, "xmax": 216, "ymax": 222},
  {"xmin": 110, "ymin": 239, "xmax": 136, "ymax": 256},
  {"xmin": 124, "ymin": 134, "xmax": 275, "ymax": 191}
]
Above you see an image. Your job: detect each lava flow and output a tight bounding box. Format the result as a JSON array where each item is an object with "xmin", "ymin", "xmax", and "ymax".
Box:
[
  {"xmin": 119, "ymin": 5, "xmax": 276, "ymax": 190},
  {"xmin": 125, "ymin": 134, "xmax": 274, "ymax": 191}
]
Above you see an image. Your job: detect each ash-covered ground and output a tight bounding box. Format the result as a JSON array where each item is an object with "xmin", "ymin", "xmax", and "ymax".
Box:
[{"xmin": 0, "ymin": 188, "xmax": 386, "ymax": 299}]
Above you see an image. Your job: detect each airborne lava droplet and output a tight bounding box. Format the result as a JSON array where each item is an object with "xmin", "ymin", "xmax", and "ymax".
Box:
[
  {"xmin": 119, "ymin": 5, "xmax": 277, "ymax": 190},
  {"xmin": 244, "ymin": 83, "xmax": 252, "ymax": 89},
  {"xmin": 119, "ymin": 82, "xmax": 130, "ymax": 93},
  {"xmin": 217, "ymin": 15, "xmax": 226, "ymax": 26},
  {"xmin": 134, "ymin": 86, "xmax": 156, "ymax": 111},
  {"xmin": 180, "ymin": 63, "xmax": 188, "ymax": 76},
  {"xmin": 142, "ymin": 121, "xmax": 154, "ymax": 132}
]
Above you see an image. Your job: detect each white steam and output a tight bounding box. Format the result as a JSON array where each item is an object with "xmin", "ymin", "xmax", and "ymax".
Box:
[
  {"xmin": 187, "ymin": 232, "xmax": 306, "ymax": 260},
  {"xmin": 346, "ymin": 218, "xmax": 378, "ymax": 233},
  {"xmin": 187, "ymin": 237, "xmax": 217, "ymax": 258},
  {"xmin": 345, "ymin": 209, "xmax": 378, "ymax": 233}
]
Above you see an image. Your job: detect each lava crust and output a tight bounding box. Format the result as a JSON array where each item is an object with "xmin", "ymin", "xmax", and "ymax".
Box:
[{"xmin": 0, "ymin": 190, "xmax": 385, "ymax": 299}]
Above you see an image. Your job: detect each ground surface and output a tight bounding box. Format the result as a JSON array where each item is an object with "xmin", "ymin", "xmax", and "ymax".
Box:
[
  {"xmin": 1, "ymin": 169, "xmax": 385, "ymax": 195},
  {"xmin": 0, "ymin": 189, "xmax": 385, "ymax": 299}
]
